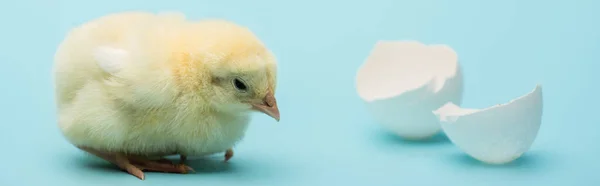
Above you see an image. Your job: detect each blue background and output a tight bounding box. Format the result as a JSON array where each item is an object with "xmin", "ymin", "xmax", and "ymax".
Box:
[{"xmin": 1, "ymin": 0, "xmax": 598, "ymax": 185}]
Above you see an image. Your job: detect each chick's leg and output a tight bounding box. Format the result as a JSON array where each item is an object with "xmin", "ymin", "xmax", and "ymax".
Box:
[
  {"xmin": 225, "ymin": 148, "xmax": 234, "ymax": 162},
  {"xmin": 79, "ymin": 147, "xmax": 193, "ymax": 180},
  {"xmin": 78, "ymin": 147, "xmax": 146, "ymax": 180},
  {"xmin": 179, "ymin": 154, "xmax": 187, "ymax": 163}
]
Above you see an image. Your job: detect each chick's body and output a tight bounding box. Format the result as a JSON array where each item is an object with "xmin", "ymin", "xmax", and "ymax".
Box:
[{"xmin": 53, "ymin": 12, "xmax": 279, "ymax": 179}]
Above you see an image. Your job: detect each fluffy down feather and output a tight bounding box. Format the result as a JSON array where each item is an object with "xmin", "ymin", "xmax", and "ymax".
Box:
[{"xmin": 53, "ymin": 11, "xmax": 279, "ymax": 179}]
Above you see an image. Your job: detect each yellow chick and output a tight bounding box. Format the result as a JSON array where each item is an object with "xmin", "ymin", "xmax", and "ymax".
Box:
[{"xmin": 52, "ymin": 11, "xmax": 280, "ymax": 180}]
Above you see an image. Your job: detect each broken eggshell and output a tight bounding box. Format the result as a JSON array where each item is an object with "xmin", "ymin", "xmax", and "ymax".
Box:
[
  {"xmin": 356, "ymin": 40, "xmax": 463, "ymax": 140},
  {"xmin": 433, "ymin": 85, "xmax": 543, "ymax": 164}
]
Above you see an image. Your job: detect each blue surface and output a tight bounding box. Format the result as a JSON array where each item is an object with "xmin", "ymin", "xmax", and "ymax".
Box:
[{"xmin": 1, "ymin": 0, "xmax": 599, "ymax": 185}]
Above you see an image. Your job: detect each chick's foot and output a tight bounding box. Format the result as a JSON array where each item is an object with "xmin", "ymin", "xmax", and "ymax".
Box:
[
  {"xmin": 78, "ymin": 146, "xmax": 194, "ymax": 180},
  {"xmin": 129, "ymin": 156, "xmax": 194, "ymax": 174}
]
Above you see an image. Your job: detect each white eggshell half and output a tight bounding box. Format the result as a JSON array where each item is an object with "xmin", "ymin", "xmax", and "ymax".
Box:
[
  {"xmin": 433, "ymin": 85, "xmax": 543, "ymax": 164},
  {"xmin": 356, "ymin": 40, "xmax": 463, "ymax": 140}
]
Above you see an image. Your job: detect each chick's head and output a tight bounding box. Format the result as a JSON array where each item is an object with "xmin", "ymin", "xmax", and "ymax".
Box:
[{"xmin": 173, "ymin": 20, "xmax": 279, "ymax": 121}]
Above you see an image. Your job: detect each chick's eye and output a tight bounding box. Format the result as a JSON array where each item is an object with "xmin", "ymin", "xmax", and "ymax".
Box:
[{"xmin": 233, "ymin": 78, "xmax": 248, "ymax": 91}]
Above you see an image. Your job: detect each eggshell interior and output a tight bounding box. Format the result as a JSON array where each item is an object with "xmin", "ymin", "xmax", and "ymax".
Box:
[
  {"xmin": 434, "ymin": 85, "xmax": 543, "ymax": 164},
  {"xmin": 356, "ymin": 40, "xmax": 463, "ymax": 139},
  {"xmin": 356, "ymin": 41, "xmax": 460, "ymax": 102}
]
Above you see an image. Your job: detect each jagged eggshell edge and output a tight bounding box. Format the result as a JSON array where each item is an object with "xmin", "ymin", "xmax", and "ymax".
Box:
[
  {"xmin": 433, "ymin": 85, "xmax": 543, "ymax": 164},
  {"xmin": 356, "ymin": 40, "xmax": 464, "ymax": 139}
]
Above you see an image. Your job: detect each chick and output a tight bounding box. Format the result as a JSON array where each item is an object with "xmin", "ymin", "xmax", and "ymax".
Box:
[{"xmin": 52, "ymin": 11, "xmax": 280, "ymax": 180}]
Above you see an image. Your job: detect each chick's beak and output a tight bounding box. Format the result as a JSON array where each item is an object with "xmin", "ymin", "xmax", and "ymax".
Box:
[{"xmin": 251, "ymin": 91, "xmax": 280, "ymax": 122}]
